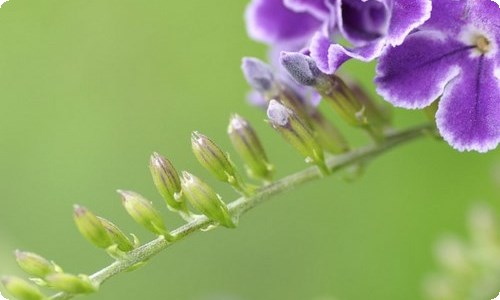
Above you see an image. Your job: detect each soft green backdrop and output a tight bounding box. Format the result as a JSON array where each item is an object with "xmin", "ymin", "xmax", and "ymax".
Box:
[{"xmin": 0, "ymin": 1, "xmax": 499, "ymax": 299}]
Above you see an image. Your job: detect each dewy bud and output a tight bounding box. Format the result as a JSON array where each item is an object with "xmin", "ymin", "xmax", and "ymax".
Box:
[
  {"xmin": 1, "ymin": 276, "xmax": 45, "ymax": 300},
  {"xmin": 267, "ymin": 100, "xmax": 328, "ymax": 174},
  {"xmin": 98, "ymin": 217, "xmax": 134, "ymax": 252},
  {"xmin": 118, "ymin": 190, "xmax": 169, "ymax": 237},
  {"xmin": 241, "ymin": 57, "xmax": 276, "ymax": 93},
  {"xmin": 15, "ymin": 250, "xmax": 57, "ymax": 278},
  {"xmin": 149, "ymin": 152, "xmax": 187, "ymax": 212},
  {"xmin": 73, "ymin": 205, "xmax": 113, "ymax": 249},
  {"xmin": 228, "ymin": 114, "xmax": 274, "ymax": 181},
  {"xmin": 45, "ymin": 273, "xmax": 97, "ymax": 294},
  {"xmin": 280, "ymin": 51, "xmax": 321, "ymax": 86},
  {"xmin": 180, "ymin": 172, "xmax": 235, "ymax": 228}
]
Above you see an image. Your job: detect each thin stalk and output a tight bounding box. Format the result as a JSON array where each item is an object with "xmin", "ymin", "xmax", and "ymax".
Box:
[{"xmin": 49, "ymin": 123, "xmax": 433, "ymax": 300}]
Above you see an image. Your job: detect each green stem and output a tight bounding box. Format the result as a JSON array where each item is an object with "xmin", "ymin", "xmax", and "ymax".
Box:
[{"xmin": 48, "ymin": 123, "xmax": 433, "ymax": 300}]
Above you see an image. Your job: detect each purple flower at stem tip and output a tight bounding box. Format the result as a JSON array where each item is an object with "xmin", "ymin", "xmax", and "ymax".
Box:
[{"xmin": 375, "ymin": 0, "xmax": 500, "ymax": 152}]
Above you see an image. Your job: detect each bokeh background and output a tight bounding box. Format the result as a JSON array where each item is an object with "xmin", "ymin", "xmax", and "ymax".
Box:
[{"xmin": 0, "ymin": 1, "xmax": 499, "ymax": 299}]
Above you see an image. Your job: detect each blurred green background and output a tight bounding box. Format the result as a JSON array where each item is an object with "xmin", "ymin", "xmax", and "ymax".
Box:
[{"xmin": 0, "ymin": 1, "xmax": 499, "ymax": 299}]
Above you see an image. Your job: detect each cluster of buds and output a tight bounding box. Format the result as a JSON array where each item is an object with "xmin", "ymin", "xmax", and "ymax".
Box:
[
  {"xmin": 279, "ymin": 52, "xmax": 390, "ymax": 142},
  {"xmin": 424, "ymin": 204, "xmax": 500, "ymax": 300},
  {"xmin": 1, "ymin": 250, "xmax": 97, "ymax": 300}
]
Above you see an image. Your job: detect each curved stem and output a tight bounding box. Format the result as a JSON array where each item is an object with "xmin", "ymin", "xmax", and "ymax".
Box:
[{"xmin": 49, "ymin": 123, "xmax": 433, "ymax": 300}]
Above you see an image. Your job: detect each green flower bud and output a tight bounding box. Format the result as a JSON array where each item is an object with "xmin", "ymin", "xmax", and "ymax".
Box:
[
  {"xmin": 73, "ymin": 205, "xmax": 113, "ymax": 249},
  {"xmin": 191, "ymin": 131, "xmax": 252, "ymax": 195},
  {"xmin": 180, "ymin": 172, "xmax": 235, "ymax": 228},
  {"xmin": 309, "ymin": 110, "xmax": 349, "ymax": 154},
  {"xmin": 267, "ymin": 100, "xmax": 328, "ymax": 174},
  {"xmin": 98, "ymin": 217, "xmax": 134, "ymax": 252},
  {"xmin": 15, "ymin": 250, "xmax": 57, "ymax": 278},
  {"xmin": 191, "ymin": 131, "xmax": 236, "ymax": 182},
  {"xmin": 149, "ymin": 152, "xmax": 187, "ymax": 212},
  {"xmin": 118, "ymin": 190, "xmax": 170, "ymax": 237},
  {"xmin": 228, "ymin": 114, "xmax": 274, "ymax": 181},
  {"xmin": 1, "ymin": 276, "xmax": 45, "ymax": 300},
  {"xmin": 45, "ymin": 273, "xmax": 97, "ymax": 294}
]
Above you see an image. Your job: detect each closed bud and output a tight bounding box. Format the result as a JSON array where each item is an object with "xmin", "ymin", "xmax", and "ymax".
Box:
[
  {"xmin": 281, "ymin": 51, "xmax": 385, "ymax": 140},
  {"xmin": 310, "ymin": 111, "xmax": 350, "ymax": 154},
  {"xmin": 15, "ymin": 250, "xmax": 57, "ymax": 278},
  {"xmin": 45, "ymin": 273, "xmax": 97, "ymax": 294},
  {"xmin": 228, "ymin": 114, "xmax": 274, "ymax": 181},
  {"xmin": 191, "ymin": 131, "xmax": 235, "ymax": 182},
  {"xmin": 73, "ymin": 205, "xmax": 113, "ymax": 249},
  {"xmin": 180, "ymin": 172, "xmax": 235, "ymax": 228},
  {"xmin": 149, "ymin": 153, "xmax": 187, "ymax": 212},
  {"xmin": 241, "ymin": 57, "xmax": 277, "ymax": 93},
  {"xmin": 1, "ymin": 276, "xmax": 45, "ymax": 300},
  {"xmin": 191, "ymin": 131, "xmax": 251, "ymax": 195},
  {"xmin": 98, "ymin": 217, "xmax": 135, "ymax": 252},
  {"xmin": 267, "ymin": 100, "xmax": 328, "ymax": 174},
  {"xmin": 279, "ymin": 51, "xmax": 321, "ymax": 86},
  {"xmin": 118, "ymin": 190, "xmax": 170, "ymax": 237}
]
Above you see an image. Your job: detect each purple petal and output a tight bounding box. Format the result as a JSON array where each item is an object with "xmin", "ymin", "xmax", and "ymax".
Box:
[
  {"xmin": 419, "ymin": 0, "xmax": 468, "ymax": 36},
  {"xmin": 436, "ymin": 56, "xmax": 500, "ymax": 152},
  {"xmin": 310, "ymin": 32, "xmax": 384, "ymax": 74},
  {"xmin": 468, "ymin": 0, "xmax": 500, "ymax": 43},
  {"xmin": 284, "ymin": 0, "xmax": 330, "ymax": 20},
  {"xmin": 386, "ymin": 0, "xmax": 431, "ymax": 46},
  {"xmin": 375, "ymin": 31, "xmax": 469, "ymax": 109},
  {"xmin": 245, "ymin": 0, "xmax": 322, "ymax": 46},
  {"xmin": 337, "ymin": 0, "xmax": 390, "ymax": 45}
]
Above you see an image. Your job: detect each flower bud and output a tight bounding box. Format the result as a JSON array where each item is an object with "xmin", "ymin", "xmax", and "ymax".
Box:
[
  {"xmin": 73, "ymin": 205, "xmax": 113, "ymax": 249},
  {"xmin": 118, "ymin": 190, "xmax": 169, "ymax": 237},
  {"xmin": 98, "ymin": 217, "xmax": 134, "ymax": 252},
  {"xmin": 309, "ymin": 111, "xmax": 350, "ymax": 154},
  {"xmin": 191, "ymin": 131, "xmax": 235, "ymax": 181},
  {"xmin": 279, "ymin": 51, "xmax": 321, "ymax": 86},
  {"xmin": 228, "ymin": 114, "xmax": 274, "ymax": 181},
  {"xmin": 241, "ymin": 57, "xmax": 276, "ymax": 93},
  {"xmin": 281, "ymin": 51, "xmax": 385, "ymax": 140},
  {"xmin": 180, "ymin": 172, "xmax": 235, "ymax": 228},
  {"xmin": 149, "ymin": 153, "xmax": 187, "ymax": 212},
  {"xmin": 191, "ymin": 131, "xmax": 251, "ymax": 195},
  {"xmin": 15, "ymin": 250, "xmax": 57, "ymax": 278},
  {"xmin": 45, "ymin": 273, "xmax": 97, "ymax": 294},
  {"xmin": 267, "ymin": 100, "xmax": 328, "ymax": 174},
  {"xmin": 1, "ymin": 276, "xmax": 45, "ymax": 300}
]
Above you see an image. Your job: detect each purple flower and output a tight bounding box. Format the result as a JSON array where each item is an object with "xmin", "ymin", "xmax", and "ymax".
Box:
[
  {"xmin": 245, "ymin": 0, "xmax": 329, "ymax": 49},
  {"xmin": 375, "ymin": 0, "xmax": 500, "ymax": 152},
  {"xmin": 310, "ymin": 0, "xmax": 431, "ymax": 74}
]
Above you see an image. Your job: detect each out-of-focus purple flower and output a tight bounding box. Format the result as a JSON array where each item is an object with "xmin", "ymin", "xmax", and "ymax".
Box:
[
  {"xmin": 375, "ymin": 0, "xmax": 500, "ymax": 152},
  {"xmin": 245, "ymin": 0, "xmax": 330, "ymax": 49},
  {"xmin": 310, "ymin": 0, "xmax": 431, "ymax": 74}
]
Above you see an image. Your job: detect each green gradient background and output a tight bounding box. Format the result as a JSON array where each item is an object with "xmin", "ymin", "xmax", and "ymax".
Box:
[{"xmin": 0, "ymin": 1, "xmax": 499, "ymax": 299}]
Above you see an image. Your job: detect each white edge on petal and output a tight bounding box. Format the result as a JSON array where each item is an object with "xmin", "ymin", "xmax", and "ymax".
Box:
[
  {"xmin": 387, "ymin": 0, "xmax": 432, "ymax": 46},
  {"xmin": 436, "ymin": 70, "xmax": 500, "ymax": 153}
]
